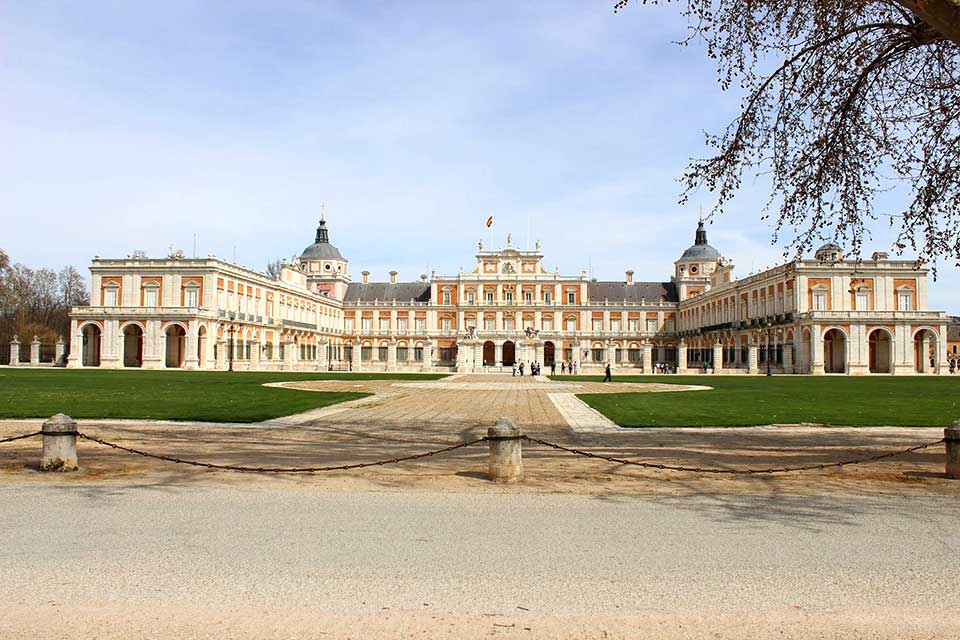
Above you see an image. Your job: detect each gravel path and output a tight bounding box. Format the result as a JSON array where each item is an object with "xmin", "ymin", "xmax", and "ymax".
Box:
[{"xmin": 2, "ymin": 485, "xmax": 958, "ymax": 638}]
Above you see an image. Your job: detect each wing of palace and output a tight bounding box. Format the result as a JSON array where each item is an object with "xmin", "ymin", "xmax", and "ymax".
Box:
[{"xmin": 67, "ymin": 217, "xmax": 956, "ymax": 375}]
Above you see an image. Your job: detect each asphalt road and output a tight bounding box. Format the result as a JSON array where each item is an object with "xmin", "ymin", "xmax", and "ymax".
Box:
[{"xmin": 2, "ymin": 484, "xmax": 958, "ymax": 637}]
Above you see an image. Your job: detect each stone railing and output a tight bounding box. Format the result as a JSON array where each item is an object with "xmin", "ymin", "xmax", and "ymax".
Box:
[{"xmin": 5, "ymin": 335, "xmax": 68, "ymax": 367}]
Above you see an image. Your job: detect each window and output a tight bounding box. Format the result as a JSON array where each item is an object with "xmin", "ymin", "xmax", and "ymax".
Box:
[
  {"xmin": 611, "ymin": 319, "xmax": 621, "ymax": 333},
  {"xmin": 544, "ymin": 292, "xmax": 552, "ymax": 304},
  {"xmin": 629, "ymin": 319, "xmax": 639, "ymax": 332},
  {"xmin": 592, "ymin": 319, "xmax": 602, "ymax": 332},
  {"xmin": 397, "ymin": 347, "xmax": 408, "ymax": 361},
  {"xmin": 440, "ymin": 348, "xmax": 452, "ymax": 362},
  {"xmin": 898, "ymin": 292, "xmax": 913, "ymax": 310},
  {"xmin": 813, "ymin": 292, "xmax": 827, "ymax": 311},
  {"xmin": 441, "ymin": 318, "xmax": 451, "ymax": 332},
  {"xmin": 486, "ymin": 292, "xmax": 494, "ymax": 304},
  {"xmin": 485, "ymin": 318, "xmax": 495, "ymax": 330},
  {"xmin": 504, "ymin": 318, "xmax": 515, "ymax": 331},
  {"xmin": 628, "ymin": 349, "xmax": 641, "ymax": 363},
  {"xmin": 379, "ymin": 318, "xmax": 390, "ymax": 333},
  {"xmin": 442, "ymin": 291, "xmax": 451, "ymax": 305},
  {"xmin": 665, "ymin": 319, "xmax": 675, "ymax": 333},
  {"xmin": 362, "ymin": 318, "xmax": 372, "ymax": 335},
  {"xmin": 542, "ymin": 317, "xmax": 553, "ymax": 331},
  {"xmin": 566, "ymin": 318, "xmax": 576, "ymax": 332},
  {"xmin": 218, "ymin": 290, "xmax": 225, "ymax": 309},
  {"xmin": 361, "ymin": 347, "xmax": 372, "ymax": 361},
  {"xmin": 855, "ymin": 292, "xmax": 869, "ymax": 311},
  {"xmin": 398, "ymin": 318, "xmax": 408, "ymax": 334},
  {"xmin": 103, "ymin": 288, "xmax": 118, "ymax": 306},
  {"xmin": 345, "ymin": 318, "xmax": 355, "ymax": 334},
  {"xmin": 184, "ymin": 288, "xmax": 198, "ymax": 308},
  {"xmin": 467, "ymin": 292, "xmax": 475, "ymax": 304},
  {"xmin": 415, "ymin": 318, "xmax": 426, "ymax": 334},
  {"xmin": 646, "ymin": 319, "xmax": 658, "ymax": 333},
  {"xmin": 505, "ymin": 291, "xmax": 513, "ymax": 303},
  {"xmin": 591, "ymin": 348, "xmax": 604, "ymax": 362},
  {"xmin": 567, "ymin": 291, "xmax": 576, "ymax": 304},
  {"xmin": 378, "ymin": 346, "xmax": 388, "ymax": 361},
  {"xmin": 143, "ymin": 288, "xmax": 158, "ymax": 307},
  {"xmin": 524, "ymin": 292, "xmax": 532, "ymax": 303},
  {"xmin": 414, "ymin": 347, "xmax": 424, "ymax": 362}
]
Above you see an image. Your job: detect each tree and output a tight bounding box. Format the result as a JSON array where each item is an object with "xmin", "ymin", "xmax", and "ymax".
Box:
[
  {"xmin": 0, "ymin": 250, "xmax": 88, "ymax": 344},
  {"xmin": 615, "ymin": 0, "xmax": 960, "ymax": 269}
]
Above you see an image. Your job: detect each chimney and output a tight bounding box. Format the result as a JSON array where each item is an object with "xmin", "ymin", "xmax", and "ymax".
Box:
[
  {"xmin": 389, "ymin": 270, "xmax": 398, "ymax": 284},
  {"xmin": 625, "ymin": 270, "xmax": 634, "ymax": 285},
  {"xmin": 420, "ymin": 273, "xmax": 428, "ymax": 283},
  {"xmin": 431, "ymin": 270, "xmax": 436, "ymax": 281},
  {"xmin": 361, "ymin": 270, "xmax": 370, "ymax": 284}
]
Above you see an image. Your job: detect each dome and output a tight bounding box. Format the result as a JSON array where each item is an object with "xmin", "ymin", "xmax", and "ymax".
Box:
[
  {"xmin": 816, "ymin": 242, "xmax": 842, "ymax": 253},
  {"xmin": 300, "ymin": 219, "xmax": 345, "ymax": 261},
  {"xmin": 679, "ymin": 220, "xmax": 721, "ymax": 261}
]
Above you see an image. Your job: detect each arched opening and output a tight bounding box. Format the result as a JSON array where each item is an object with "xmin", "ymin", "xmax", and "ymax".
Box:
[
  {"xmin": 913, "ymin": 329, "xmax": 939, "ymax": 373},
  {"xmin": 868, "ymin": 329, "xmax": 892, "ymax": 374},
  {"xmin": 165, "ymin": 324, "xmax": 186, "ymax": 368},
  {"xmin": 122, "ymin": 324, "xmax": 144, "ymax": 368},
  {"xmin": 197, "ymin": 326, "xmax": 207, "ymax": 369},
  {"xmin": 823, "ymin": 329, "xmax": 846, "ymax": 374},
  {"xmin": 800, "ymin": 330, "xmax": 812, "ymax": 373},
  {"xmin": 81, "ymin": 324, "xmax": 101, "ymax": 367},
  {"xmin": 544, "ymin": 341, "xmax": 556, "ymax": 366},
  {"xmin": 502, "ymin": 340, "xmax": 516, "ymax": 367},
  {"xmin": 482, "ymin": 341, "xmax": 495, "ymax": 366}
]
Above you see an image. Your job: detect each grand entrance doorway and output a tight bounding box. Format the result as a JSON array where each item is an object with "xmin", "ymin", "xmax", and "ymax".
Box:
[
  {"xmin": 502, "ymin": 340, "xmax": 516, "ymax": 367},
  {"xmin": 544, "ymin": 341, "xmax": 556, "ymax": 366},
  {"xmin": 482, "ymin": 341, "xmax": 495, "ymax": 366}
]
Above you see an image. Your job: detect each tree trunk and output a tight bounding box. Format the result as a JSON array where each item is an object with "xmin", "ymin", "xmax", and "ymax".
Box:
[{"xmin": 899, "ymin": 0, "xmax": 960, "ymax": 46}]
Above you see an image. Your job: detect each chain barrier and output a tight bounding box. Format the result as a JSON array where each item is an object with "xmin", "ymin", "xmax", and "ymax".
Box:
[
  {"xmin": 0, "ymin": 431, "xmax": 42, "ymax": 444},
  {"xmin": 523, "ymin": 435, "xmax": 947, "ymax": 475},
  {"xmin": 76, "ymin": 432, "xmax": 486, "ymax": 473}
]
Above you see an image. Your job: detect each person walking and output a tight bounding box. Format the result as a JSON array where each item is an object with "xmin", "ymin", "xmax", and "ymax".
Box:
[
  {"xmin": 551, "ymin": 362, "xmax": 556, "ymax": 376},
  {"xmin": 603, "ymin": 363, "xmax": 612, "ymax": 383},
  {"xmin": 519, "ymin": 362, "xmax": 525, "ymax": 377}
]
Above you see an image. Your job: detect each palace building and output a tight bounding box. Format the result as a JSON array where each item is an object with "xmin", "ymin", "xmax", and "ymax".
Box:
[{"xmin": 68, "ymin": 215, "xmax": 954, "ymax": 375}]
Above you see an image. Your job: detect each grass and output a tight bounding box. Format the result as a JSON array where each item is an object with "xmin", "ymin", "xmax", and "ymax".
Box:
[
  {"xmin": 554, "ymin": 375, "xmax": 960, "ymax": 428},
  {"xmin": 0, "ymin": 369, "xmax": 445, "ymax": 423}
]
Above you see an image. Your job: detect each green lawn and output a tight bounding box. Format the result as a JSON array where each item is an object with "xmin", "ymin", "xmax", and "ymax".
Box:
[
  {"xmin": 556, "ymin": 375, "xmax": 960, "ymax": 427},
  {"xmin": 0, "ymin": 369, "xmax": 445, "ymax": 423}
]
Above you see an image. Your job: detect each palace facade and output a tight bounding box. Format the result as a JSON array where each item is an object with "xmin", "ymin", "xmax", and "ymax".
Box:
[{"xmin": 68, "ymin": 216, "xmax": 954, "ymax": 375}]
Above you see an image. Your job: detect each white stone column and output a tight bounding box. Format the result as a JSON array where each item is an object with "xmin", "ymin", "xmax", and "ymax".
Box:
[
  {"xmin": 318, "ymin": 339, "xmax": 329, "ymax": 371},
  {"xmin": 142, "ymin": 320, "xmax": 163, "ymax": 369},
  {"xmin": 712, "ymin": 341, "xmax": 723, "ymax": 372},
  {"xmin": 606, "ymin": 340, "xmax": 616, "ymax": 366},
  {"xmin": 9, "ymin": 336, "xmax": 20, "ymax": 366},
  {"xmin": 101, "ymin": 320, "xmax": 121, "ymax": 368},
  {"xmin": 351, "ymin": 339, "xmax": 362, "ymax": 372},
  {"xmin": 642, "ymin": 340, "xmax": 653, "ymax": 373},
  {"xmin": 55, "ymin": 336, "xmax": 66, "ymax": 365},
  {"xmin": 748, "ymin": 341, "xmax": 759, "ymax": 374},
  {"xmin": 811, "ymin": 323, "xmax": 824, "ymax": 375},
  {"xmin": 184, "ymin": 320, "xmax": 200, "ymax": 370},
  {"xmin": 67, "ymin": 321, "xmax": 81, "ymax": 368},
  {"xmin": 283, "ymin": 337, "xmax": 296, "ymax": 370},
  {"xmin": 250, "ymin": 340, "xmax": 261, "ymax": 370},
  {"xmin": 387, "ymin": 338, "xmax": 398, "ymax": 371},
  {"xmin": 29, "ymin": 336, "xmax": 41, "ymax": 366},
  {"xmin": 783, "ymin": 343, "xmax": 793, "ymax": 372},
  {"xmin": 495, "ymin": 341, "xmax": 503, "ymax": 367},
  {"xmin": 215, "ymin": 338, "xmax": 226, "ymax": 370},
  {"xmin": 677, "ymin": 341, "xmax": 688, "ymax": 374},
  {"xmin": 937, "ymin": 324, "xmax": 949, "ymax": 375}
]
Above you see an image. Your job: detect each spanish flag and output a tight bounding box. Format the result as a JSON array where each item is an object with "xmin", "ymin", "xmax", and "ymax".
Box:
[{"xmin": 485, "ymin": 216, "xmax": 493, "ymax": 228}]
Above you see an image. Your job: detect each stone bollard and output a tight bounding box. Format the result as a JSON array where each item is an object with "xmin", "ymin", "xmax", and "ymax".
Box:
[
  {"xmin": 946, "ymin": 421, "xmax": 960, "ymax": 479},
  {"xmin": 54, "ymin": 336, "xmax": 66, "ymax": 365},
  {"xmin": 30, "ymin": 336, "xmax": 41, "ymax": 366},
  {"xmin": 488, "ymin": 417, "xmax": 523, "ymax": 483},
  {"xmin": 9, "ymin": 336, "xmax": 20, "ymax": 367},
  {"xmin": 41, "ymin": 414, "xmax": 78, "ymax": 472}
]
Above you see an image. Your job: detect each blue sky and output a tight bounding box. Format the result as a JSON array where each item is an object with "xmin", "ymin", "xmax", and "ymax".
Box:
[{"xmin": 2, "ymin": 1, "xmax": 957, "ymax": 310}]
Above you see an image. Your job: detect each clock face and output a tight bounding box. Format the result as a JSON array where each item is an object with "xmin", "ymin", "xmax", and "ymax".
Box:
[{"xmin": 690, "ymin": 265, "xmax": 699, "ymax": 274}]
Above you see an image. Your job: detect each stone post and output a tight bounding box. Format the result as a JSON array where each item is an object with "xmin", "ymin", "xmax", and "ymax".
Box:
[
  {"xmin": 677, "ymin": 340, "xmax": 687, "ymax": 374},
  {"xmin": 9, "ymin": 336, "xmax": 20, "ymax": 367},
  {"xmin": 387, "ymin": 338, "xmax": 398, "ymax": 372},
  {"xmin": 41, "ymin": 414, "xmax": 78, "ymax": 472},
  {"xmin": 748, "ymin": 341, "xmax": 759, "ymax": 374},
  {"xmin": 318, "ymin": 339, "xmax": 329, "ymax": 371},
  {"xmin": 712, "ymin": 341, "xmax": 723, "ymax": 372},
  {"xmin": 488, "ymin": 417, "xmax": 523, "ymax": 483},
  {"xmin": 55, "ymin": 336, "xmax": 66, "ymax": 366},
  {"xmin": 283, "ymin": 337, "xmax": 296, "ymax": 370},
  {"xmin": 946, "ymin": 421, "xmax": 960, "ymax": 479},
  {"xmin": 351, "ymin": 339, "xmax": 362, "ymax": 372},
  {"xmin": 215, "ymin": 338, "xmax": 226, "ymax": 370},
  {"xmin": 783, "ymin": 344, "xmax": 794, "ymax": 373},
  {"xmin": 250, "ymin": 341, "xmax": 261, "ymax": 370},
  {"xmin": 30, "ymin": 336, "xmax": 41, "ymax": 366},
  {"xmin": 642, "ymin": 340, "xmax": 653, "ymax": 374}
]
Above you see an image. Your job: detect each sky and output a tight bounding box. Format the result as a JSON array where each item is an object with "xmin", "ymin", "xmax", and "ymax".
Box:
[{"xmin": 2, "ymin": 1, "xmax": 957, "ymax": 310}]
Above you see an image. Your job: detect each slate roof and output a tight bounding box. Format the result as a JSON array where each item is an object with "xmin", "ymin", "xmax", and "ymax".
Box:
[
  {"xmin": 344, "ymin": 282, "xmax": 432, "ymax": 303},
  {"xmin": 587, "ymin": 281, "xmax": 678, "ymax": 304}
]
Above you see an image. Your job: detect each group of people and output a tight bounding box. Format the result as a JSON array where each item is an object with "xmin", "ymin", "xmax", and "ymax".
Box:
[
  {"xmin": 511, "ymin": 361, "xmax": 544, "ymax": 377},
  {"xmin": 555, "ymin": 361, "xmax": 579, "ymax": 375}
]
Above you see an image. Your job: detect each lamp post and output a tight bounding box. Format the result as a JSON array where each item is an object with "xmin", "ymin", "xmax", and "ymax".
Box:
[{"xmin": 228, "ymin": 324, "xmax": 235, "ymax": 372}]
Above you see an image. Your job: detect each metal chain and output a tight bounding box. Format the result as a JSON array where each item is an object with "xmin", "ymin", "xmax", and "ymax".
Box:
[
  {"xmin": 523, "ymin": 436, "xmax": 947, "ymax": 475},
  {"xmin": 77, "ymin": 432, "xmax": 486, "ymax": 473},
  {"xmin": 0, "ymin": 431, "xmax": 42, "ymax": 444}
]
